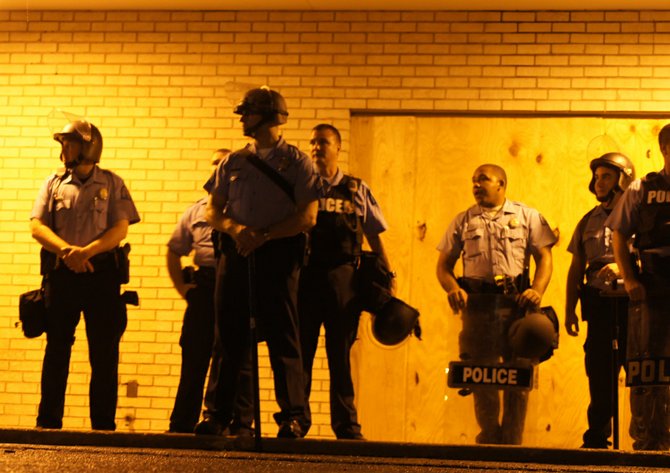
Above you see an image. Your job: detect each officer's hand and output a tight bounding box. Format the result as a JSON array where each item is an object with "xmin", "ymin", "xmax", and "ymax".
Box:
[
  {"xmin": 596, "ymin": 263, "xmax": 620, "ymax": 283},
  {"xmin": 565, "ymin": 311, "xmax": 580, "ymax": 337},
  {"xmin": 62, "ymin": 246, "xmax": 94, "ymax": 273},
  {"xmin": 176, "ymin": 283, "xmax": 196, "ymax": 299},
  {"xmin": 623, "ymin": 277, "xmax": 646, "ymax": 302},
  {"xmin": 517, "ymin": 288, "xmax": 542, "ymax": 309},
  {"xmin": 389, "ymin": 276, "xmax": 398, "ymax": 297},
  {"xmin": 235, "ymin": 227, "xmax": 266, "ymax": 257},
  {"xmin": 447, "ymin": 288, "xmax": 467, "ymax": 314}
]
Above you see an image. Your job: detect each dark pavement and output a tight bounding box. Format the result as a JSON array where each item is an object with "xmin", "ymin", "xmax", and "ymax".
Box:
[{"xmin": 1, "ymin": 429, "xmax": 670, "ymax": 472}]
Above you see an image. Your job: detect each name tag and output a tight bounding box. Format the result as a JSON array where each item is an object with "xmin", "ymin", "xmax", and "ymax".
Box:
[{"xmin": 447, "ymin": 361, "xmax": 534, "ymax": 389}]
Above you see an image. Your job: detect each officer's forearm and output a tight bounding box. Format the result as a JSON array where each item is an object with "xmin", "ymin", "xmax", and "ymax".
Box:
[
  {"xmin": 366, "ymin": 233, "xmax": 392, "ymax": 272},
  {"xmin": 565, "ymin": 256, "xmax": 584, "ymax": 315},
  {"xmin": 205, "ymin": 195, "xmax": 228, "ymax": 233},
  {"xmin": 166, "ymin": 250, "xmax": 185, "ymax": 288},
  {"xmin": 531, "ymin": 246, "xmax": 553, "ymax": 297},
  {"xmin": 262, "ymin": 199, "xmax": 318, "ymax": 240},
  {"xmin": 436, "ymin": 252, "xmax": 460, "ymax": 293},
  {"xmin": 29, "ymin": 218, "xmax": 70, "ymax": 257},
  {"xmin": 612, "ymin": 230, "xmax": 637, "ymax": 282},
  {"xmin": 82, "ymin": 220, "xmax": 129, "ymax": 258}
]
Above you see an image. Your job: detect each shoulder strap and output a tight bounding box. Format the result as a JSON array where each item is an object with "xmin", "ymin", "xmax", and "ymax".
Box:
[{"xmin": 242, "ymin": 150, "xmax": 295, "ymax": 203}]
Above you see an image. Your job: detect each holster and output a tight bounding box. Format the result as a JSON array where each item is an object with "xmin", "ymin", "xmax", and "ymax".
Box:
[{"xmin": 113, "ymin": 243, "xmax": 131, "ymax": 284}]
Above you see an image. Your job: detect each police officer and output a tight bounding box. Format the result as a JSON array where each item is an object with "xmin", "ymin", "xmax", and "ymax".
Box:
[
  {"xmin": 609, "ymin": 124, "xmax": 670, "ymax": 451},
  {"xmin": 436, "ymin": 164, "xmax": 556, "ymax": 445},
  {"xmin": 202, "ymin": 87, "xmax": 319, "ymax": 438},
  {"xmin": 30, "ymin": 119, "xmax": 140, "ymax": 430},
  {"xmin": 565, "ymin": 153, "xmax": 635, "ymax": 449},
  {"xmin": 299, "ymin": 123, "xmax": 393, "ymax": 440},
  {"xmin": 167, "ymin": 149, "xmax": 253, "ymax": 435}
]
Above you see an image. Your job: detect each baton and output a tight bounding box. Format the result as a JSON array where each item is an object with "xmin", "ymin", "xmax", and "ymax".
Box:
[{"xmin": 247, "ymin": 251, "xmax": 262, "ymax": 451}]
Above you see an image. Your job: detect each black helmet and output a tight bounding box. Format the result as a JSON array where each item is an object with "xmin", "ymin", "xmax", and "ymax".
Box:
[
  {"xmin": 234, "ymin": 87, "xmax": 288, "ymax": 126},
  {"xmin": 588, "ymin": 152, "xmax": 635, "ymax": 195},
  {"xmin": 508, "ymin": 310, "xmax": 557, "ymax": 359},
  {"xmin": 53, "ymin": 119, "xmax": 103, "ymax": 164},
  {"xmin": 371, "ymin": 297, "xmax": 421, "ymax": 346}
]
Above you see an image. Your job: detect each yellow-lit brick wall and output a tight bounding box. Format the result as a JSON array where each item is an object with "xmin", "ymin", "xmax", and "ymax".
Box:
[{"xmin": 1, "ymin": 8, "xmax": 670, "ymax": 437}]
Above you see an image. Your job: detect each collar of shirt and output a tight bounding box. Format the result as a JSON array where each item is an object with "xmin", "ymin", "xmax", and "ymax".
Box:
[
  {"xmin": 320, "ymin": 168, "xmax": 344, "ymax": 190},
  {"xmin": 473, "ymin": 199, "xmax": 515, "ymax": 219},
  {"xmin": 61, "ymin": 165, "xmax": 105, "ymax": 187},
  {"xmin": 247, "ymin": 136, "xmax": 287, "ymax": 159}
]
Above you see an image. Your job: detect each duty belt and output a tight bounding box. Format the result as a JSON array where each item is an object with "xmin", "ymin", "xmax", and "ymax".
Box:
[{"xmin": 458, "ymin": 277, "xmax": 507, "ymax": 294}]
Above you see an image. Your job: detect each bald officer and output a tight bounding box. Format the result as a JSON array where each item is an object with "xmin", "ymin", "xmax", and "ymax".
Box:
[
  {"xmin": 30, "ymin": 119, "xmax": 140, "ymax": 431},
  {"xmin": 203, "ymin": 87, "xmax": 319, "ymax": 438},
  {"xmin": 436, "ymin": 163, "xmax": 556, "ymax": 445},
  {"xmin": 299, "ymin": 123, "xmax": 394, "ymax": 440}
]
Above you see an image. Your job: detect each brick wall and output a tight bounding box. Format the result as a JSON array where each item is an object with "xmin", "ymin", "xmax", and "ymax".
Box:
[{"xmin": 1, "ymin": 8, "xmax": 669, "ymax": 437}]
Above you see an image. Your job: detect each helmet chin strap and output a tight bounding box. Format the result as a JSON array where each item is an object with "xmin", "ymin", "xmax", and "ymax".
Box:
[
  {"xmin": 243, "ymin": 114, "xmax": 274, "ymax": 138},
  {"xmin": 597, "ymin": 188, "xmax": 619, "ymax": 206}
]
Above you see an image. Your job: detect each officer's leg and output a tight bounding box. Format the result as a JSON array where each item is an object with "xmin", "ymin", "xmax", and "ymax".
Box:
[
  {"xmin": 501, "ymin": 387, "xmax": 529, "ymax": 445},
  {"xmin": 83, "ymin": 271, "xmax": 126, "ymax": 431},
  {"xmin": 213, "ymin": 253, "xmax": 250, "ymax": 429},
  {"xmin": 643, "ymin": 297, "xmax": 670, "ymax": 450},
  {"xmin": 297, "ymin": 266, "xmax": 326, "ymax": 435},
  {"xmin": 460, "ymin": 299, "xmax": 501, "ymax": 444},
  {"xmin": 37, "ymin": 270, "xmax": 80, "ymax": 429},
  {"xmin": 256, "ymin": 239, "xmax": 305, "ymax": 431},
  {"xmin": 170, "ymin": 281, "xmax": 215, "ymax": 432},
  {"xmin": 582, "ymin": 311, "xmax": 615, "ymax": 448},
  {"xmin": 323, "ymin": 264, "xmax": 362, "ymax": 439}
]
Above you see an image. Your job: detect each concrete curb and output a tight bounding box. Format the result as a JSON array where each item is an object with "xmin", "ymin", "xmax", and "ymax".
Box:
[{"xmin": 0, "ymin": 428, "xmax": 669, "ymax": 468}]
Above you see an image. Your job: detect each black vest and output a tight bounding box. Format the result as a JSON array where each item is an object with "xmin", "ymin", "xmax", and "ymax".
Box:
[
  {"xmin": 635, "ymin": 172, "xmax": 670, "ymax": 250},
  {"xmin": 309, "ymin": 175, "xmax": 364, "ymax": 267}
]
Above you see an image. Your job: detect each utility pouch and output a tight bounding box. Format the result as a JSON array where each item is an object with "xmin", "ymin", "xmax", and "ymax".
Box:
[
  {"xmin": 18, "ymin": 281, "xmax": 47, "ymax": 338},
  {"xmin": 115, "ymin": 243, "xmax": 131, "ymax": 284}
]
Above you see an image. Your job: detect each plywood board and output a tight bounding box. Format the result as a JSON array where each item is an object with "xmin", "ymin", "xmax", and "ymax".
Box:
[{"xmin": 350, "ymin": 114, "xmax": 668, "ymax": 448}]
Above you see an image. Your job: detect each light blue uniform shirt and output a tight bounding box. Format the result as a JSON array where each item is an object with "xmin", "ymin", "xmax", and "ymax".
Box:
[
  {"xmin": 31, "ymin": 166, "xmax": 140, "ymax": 246},
  {"xmin": 167, "ymin": 197, "xmax": 215, "ymax": 269},
  {"xmin": 207, "ymin": 137, "xmax": 319, "ymax": 229},
  {"xmin": 437, "ymin": 199, "xmax": 557, "ymax": 283}
]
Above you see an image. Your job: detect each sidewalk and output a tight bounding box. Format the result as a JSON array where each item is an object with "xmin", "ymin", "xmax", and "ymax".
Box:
[{"xmin": 0, "ymin": 428, "xmax": 669, "ymax": 469}]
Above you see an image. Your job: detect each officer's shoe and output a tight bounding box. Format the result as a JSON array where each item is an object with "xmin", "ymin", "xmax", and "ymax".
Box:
[
  {"xmin": 194, "ymin": 417, "xmax": 226, "ymax": 436},
  {"xmin": 228, "ymin": 421, "xmax": 254, "ymax": 438},
  {"xmin": 580, "ymin": 440, "xmax": 610, "ymax": 449},
  {"xmin": 337, "ymin": 432, "xmax": 365, "ymax": 440},
  {"xmin": 277, "ymin": 419, "xmax": 305, "ymax": 439}
]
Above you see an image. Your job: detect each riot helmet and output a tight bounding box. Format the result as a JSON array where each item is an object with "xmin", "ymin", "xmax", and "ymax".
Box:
[
  {"xmin": 234, "ymin": 87, "xmax": 288, "ymax": 137},
  {"xmin": 53, "ymin": 119, "xmax": 103, "ymax": 167},
  {"xmin": 508, "ymin": 310, "xmax": 557, "ymax": 360},
  {"xmin": 371, "ymin": 297, "xmax": 421, "ymax": 346},
  {"xmin": 588, "ymin": 152, "xmax": 635, "ymax": 196}
]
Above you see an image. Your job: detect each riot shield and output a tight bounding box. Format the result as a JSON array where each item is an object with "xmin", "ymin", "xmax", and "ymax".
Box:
[
  {"xmin": 447, "ymin": 293, "xmax": 535, "ymax": 445},
  {"xmin": 625, "ymin": 296, "xmax": 670, "ymax": 450}
]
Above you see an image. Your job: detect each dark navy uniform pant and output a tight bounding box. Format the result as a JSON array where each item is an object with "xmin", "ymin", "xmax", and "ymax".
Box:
[
  {"xmin": 169, "ymin": 267, "xmax": 219, "ymax": 433},
  {"xmin": 580, "ymin": 285, "xmax": 628, "ymax": 448},
  {"xmin": 38, "ymin": 262, "xmax": 127, "ymax": 430},
  {"xmin": 299, "ymin": 263, "xmax": 362, "ymax": 438},
  {"xmin": 200, "ymin": 258, "xmax": 254, "ymax": 431},
  {"xmin": 213, "ymin": 235, "xmax": 306, "ymax": 429}
]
